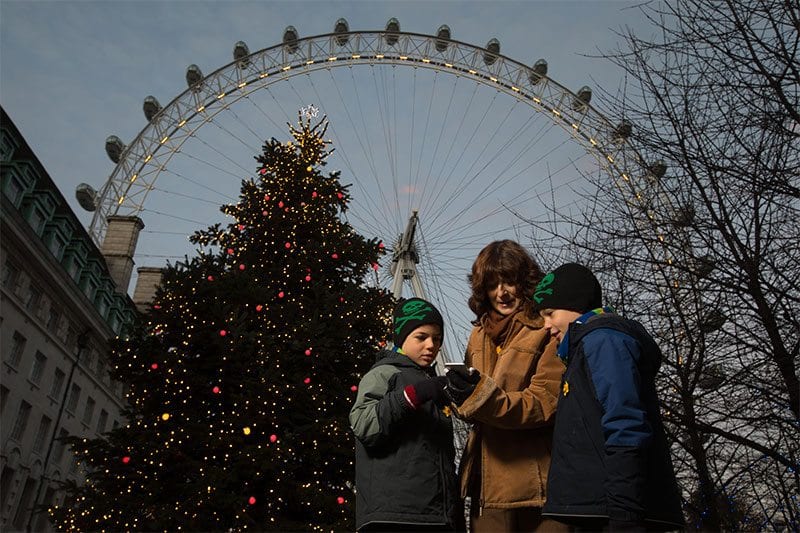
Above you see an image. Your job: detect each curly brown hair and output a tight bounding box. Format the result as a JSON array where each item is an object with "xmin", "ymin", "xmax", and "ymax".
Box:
[{"xmin": 467, "ymin": 240, "xmax": 545, "ymax": 320}]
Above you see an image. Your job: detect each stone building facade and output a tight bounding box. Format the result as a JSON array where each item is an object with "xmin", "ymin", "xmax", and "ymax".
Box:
[{"xmin": 0, "ymin": 107, "xmax": 143, "ymax": 531}]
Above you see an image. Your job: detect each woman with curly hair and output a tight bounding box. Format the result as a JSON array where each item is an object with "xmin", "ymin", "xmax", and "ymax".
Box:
[{"xmin": 444, "ymin": 240, "xmax": 565, "ymax": 532}]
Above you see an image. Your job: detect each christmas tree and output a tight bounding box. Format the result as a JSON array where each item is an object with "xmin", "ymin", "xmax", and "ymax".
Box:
[{"xmin": 51, "ymin": 113, "xmax": 395, "ymax": 531}]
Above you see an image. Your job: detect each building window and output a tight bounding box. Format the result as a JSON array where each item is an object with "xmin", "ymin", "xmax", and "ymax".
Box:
[
  {"xmin": 7, "ymin": 330, "xmax": 26, "ymax": 367},
  {"xmin": 12, "ymin": 476, "xmax": 36, "ymax": 529},
  {"xmin": 0, "ymin": 385, "xmax": 9, "ymax": 414},
  {"xmin": 25, "ymin": 283, "xmax": 42, "ymax": 312},
  {"xmin": 28, "ymin": 206, "xmax": 46, "ymax": 235},
  {"xmin": 47, "ymin": 306, "xmax": 61, "ymax": 333},
  {"xmin": 50, "ymin": 367, "xmax": 66, "ymax": 399},
  {"xmin": 53, "ymin": 428, "xmax": 69, "ymax": 465},
  {"xmin": 82, "ymin": 349, "xmax": 95, "ymax": 374},
  {"xmin": 65, "ymin": 326, "xmax": 76, "ymax": 351},
  {"xmin": 65, "ymin": 257, "xmax": 80, "ymax": 280},
  {"xmin": 1, "ymin": 259, "xmax": 20, "ymax": 291},
  {"xmin": 66, "ymin": 384, "xmax": 81, "ymax": 413},
  {"xmin": 82, "ymin": 280, "xmax": 97, "ymax": 301},
  {"xmin": 82, "ymin": 396, "xmax": 96, "ymax": 426},
  {"xmin": 32, "ymin": 415, "xmax": 52, "ymax": 454},
  {"xmin": 0, "ymin": 465, "xmax": 16, "ymax": 511},
  {"xmin": 96, "ymin": 297, "xmax": 109, "ymax": 318},
  {"xmin": 94, "ymin": 353, "xmax": 106, "ymax": 378},
  {"xmin": 29, "ymin": 350, "xmax": 47, "ymax": 385},
  {"xmin": 48, "ymin": 232, "xmax": 67, "ymax": 259},
  {"xmin": 2, "ymin": 172, "xmax": 25, "ymax": 206},
  {"xmin": 35, "ymin": 486, "xmax": 57, "ymax": 531},
  {"xmin": 9, "ymin": 400, "xmax": 32, "ymax": 441},
  {"xmin": 97, "ymin": 409, "xmax": 108, "ymax": 434},
  {"xmin": 68, "ymin": 454, "xmax": 79, "ymax": 475},
  {"xmin": 0, "ymin": 130, "xmax": 18, "ymax": 161}
]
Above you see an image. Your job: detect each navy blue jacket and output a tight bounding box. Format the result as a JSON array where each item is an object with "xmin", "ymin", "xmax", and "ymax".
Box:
[
  {"xmin": 350, "ymin": 351, "xmax": 463, "ymax": 531},
  {"xmin": 542, "ymin": 312, "xmax": 684, "ymax": 530}
]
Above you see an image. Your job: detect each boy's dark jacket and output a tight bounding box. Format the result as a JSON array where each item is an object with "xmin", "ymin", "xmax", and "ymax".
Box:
[
  {"xmin": 542, "ymin": 313, "xmax": 684, "ymax": 530},
  {"xmin": 350, "ymin": 350, "xmax": 463, "ymax": 531}
]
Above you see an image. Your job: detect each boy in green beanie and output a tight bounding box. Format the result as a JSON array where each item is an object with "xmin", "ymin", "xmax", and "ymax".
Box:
[
  {"xmin": 534, "ymin": 264, "xmax": 684, "ymax": 531},
  {"xmin": 350, "ymin": 298, "xmax": 464, "ymax": 531}
]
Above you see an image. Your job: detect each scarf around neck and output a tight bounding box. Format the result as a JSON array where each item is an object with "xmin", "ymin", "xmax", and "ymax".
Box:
[{"xmin": 482, "ymin": 309, "xmax": 519, "ymax": 347}]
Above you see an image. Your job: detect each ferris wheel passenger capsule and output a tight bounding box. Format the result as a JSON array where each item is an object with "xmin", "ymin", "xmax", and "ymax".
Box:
[
  {"xmin": 233, "ymin": 41, "xmax": 250, "ymax": 68},
  {"xmin": 572, "ymin": 86, "xmax": 592, "ymax": 112},
  {"xmin": 435, "ymin": 25, "xmax": 451, "ymax": 52},
  {"xmin": 105, "ymin": 135, "xmax": 126, "ymax": 164},
  {"xmin": 334, "ymin": 18, "xmax": 349, "ymax": 46},
  {"xmin": 483, "ymin": 38, "xmax": 500, "ymax": 65},
  {"xmin": 529, "ymin": 59, "xmax": 548, "ymax": 85},
  {"xmin": 143, "ymin": 96, "xmax": 162, "ymax": 122},
  {"xmin": 186, "ymin": 64, "xmax": 204, "ymax": 92},
  {"xmin": 75, "ymin": 183, "xmax": 98, "ymax": 212},
  {"xmin": 283, "ymin": 26, "xmax": 299, "ymax": 53},
  {"xmin": 612, "ymin": 120, "xmax": 633, "ymax": 143},
  {"xmin": 385, "ymin": 18, "xmax": 400, "ymax": 46}
]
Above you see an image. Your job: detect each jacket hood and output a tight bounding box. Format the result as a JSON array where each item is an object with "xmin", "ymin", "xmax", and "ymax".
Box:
[{"xmin": 571, "ymin": 313, "xmax": 663, "ymax": 377}]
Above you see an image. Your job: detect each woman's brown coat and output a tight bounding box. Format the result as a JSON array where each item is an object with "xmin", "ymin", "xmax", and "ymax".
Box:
[{"xmin": 456, "ymin": 312, "xmax": 563, "ymax": 511}]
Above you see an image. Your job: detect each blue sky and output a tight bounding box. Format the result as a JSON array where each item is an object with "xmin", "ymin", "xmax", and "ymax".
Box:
[{"xmin": 1, "ymin": 0, "xmax": 654, "ymax": 358}]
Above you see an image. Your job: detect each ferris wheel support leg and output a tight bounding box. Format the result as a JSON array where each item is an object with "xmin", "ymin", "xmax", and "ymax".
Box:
[{"xmin": 388, "ymin": 211, "xmax": 449, "ymax": 373}]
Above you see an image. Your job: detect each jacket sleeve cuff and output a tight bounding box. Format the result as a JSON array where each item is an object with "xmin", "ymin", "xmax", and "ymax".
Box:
[{"xmin": 454, "ymin": 375, "xmax": 496, "ymax": 419}]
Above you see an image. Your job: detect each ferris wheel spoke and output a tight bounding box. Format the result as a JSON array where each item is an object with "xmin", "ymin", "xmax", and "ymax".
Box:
[{"xmin": 89, "ymin": 28, "xmax": 660, "ymax": 364}]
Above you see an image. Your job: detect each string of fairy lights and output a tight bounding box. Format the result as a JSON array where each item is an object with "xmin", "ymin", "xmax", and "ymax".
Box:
[{"xmin": 52, "ymin": 113, "xmax": 394, "ymax": 531}]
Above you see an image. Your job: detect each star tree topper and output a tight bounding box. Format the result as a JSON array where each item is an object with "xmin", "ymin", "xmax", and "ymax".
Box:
[{"xmin": 300, "ymin": 104, "xmax": 320, "ymax": 119}]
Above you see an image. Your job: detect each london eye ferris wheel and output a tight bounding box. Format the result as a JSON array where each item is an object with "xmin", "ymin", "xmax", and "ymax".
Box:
[{"xmin": 77, "ymin": 18, "xmax": 653, "ymax": 365}]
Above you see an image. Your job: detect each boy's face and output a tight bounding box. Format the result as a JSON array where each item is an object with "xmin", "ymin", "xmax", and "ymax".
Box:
[
  {"xmin": 401, "ymin": 324, "xmax": 443, "ymax": 367},
  {"xmin": 540, "ymin": 308, "xmax": 582, "ymax": 343}
]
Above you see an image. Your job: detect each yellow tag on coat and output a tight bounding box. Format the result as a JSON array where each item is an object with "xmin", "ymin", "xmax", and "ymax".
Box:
[{"xmin": 562, "ymin": 381, "xmax": 569, "ymax": 396}]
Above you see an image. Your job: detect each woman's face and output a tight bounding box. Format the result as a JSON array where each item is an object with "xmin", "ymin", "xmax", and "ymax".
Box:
[{"xmin": 487, "ymin": 281, "xmax": 521, "ymax": 316}]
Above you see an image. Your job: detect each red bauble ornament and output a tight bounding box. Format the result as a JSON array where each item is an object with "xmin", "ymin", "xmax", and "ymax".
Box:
[
  {"xmin": 262, "ymin": 210, "xmax": 268, "ymax": 216},
  {"xmin": 227, "ymin": 248, "xmax": 234, "ymax": 255},
  {"xmin": 239, "ymin": 264, "xmax": 246, "ymax": 271},
  {"xmin": 337, "ymin": 192, "xmax": 344, "ymax": 199},
  {"xmin": 379, "ymin": 242, "xmax": 385, "ymax": 249},
  {"xmin": 312, "ymin": 191, "xmax": 318, "ymax": 198},
  {"xmin": 265, "ymin": 195, "xmax": 270, "ymax": 201},
  {"xmin": 372, "ymin": 263, "xmax": 379, "ymax": 271},
  {"xmin": 305, "ymin": 348, "xmax": 312, "ymax": 356},
  {"xmin": 151, "ymin": 363, "xmax": 158, "ymax": 370},
  {"xmin": 212, "ymin": 386, "xmax": 221, "ymax": 394},
  {"xmin": 351, "ymin": 385, "xmax": 358, "ymax": 392},
  {"xmin": 285, "ymin": 242, "xmax": 291, "ymax": 249},
  {"xmin": 259, "ymin": 169, "xmax": 267, "ymax": 175},
  {"xmin": 153, "ymin": 304, "xmax": 162, "ymax": 309},
  {"xmin": 249, "ymin": 496, "xmax": 257, "ymax": 505},
  {"xmin": 269, "ymin": 434, "xmax": 278, "ymax": 443},
  {"xmin": 339, "ymin": 297, "xmax": 345, "ymax": 302},
  {"xmin": 278, "ymin": 291, "xmax": 285, "ymax": 298},
  {"xmin": 278, "ymin": 201, "xmax": 284, "ymax": 208},
  {"xmin": 337, "ymin": 496, "xmax": 345, "ymax": 505},
  {"xmin": 331, "ymin": 253, "xmax": 339, "ymax": 259},
  {"xmin": 207, "ymin": 275, "xmax": 215, "ymax": 281},
  {"xmin": 122, "ymin": 456, "xmax": 131, "ymax": 464},
  {"xmin": 255, "ymin": 304, "xmax": 264, "ymax": 312},
  {"xmin": 219, "ymin": 329, "xmax": 227, "ymax": 337},
  {"xmin": 304, "ymin": 275, "xmax": 311, "ymax": 282},
  {"xmin": 238, "ymin": 224, "xmax": 245, "ymax": 231},
  {"xmin": 304, "ymin": 377, "xmax": 311, "ymax": 384}
]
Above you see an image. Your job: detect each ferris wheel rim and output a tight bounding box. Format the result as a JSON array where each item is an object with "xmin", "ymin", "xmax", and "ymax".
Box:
[{"xmin": 89, "ymin": 27, "xmax": 640, "ymax": 246}]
